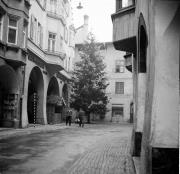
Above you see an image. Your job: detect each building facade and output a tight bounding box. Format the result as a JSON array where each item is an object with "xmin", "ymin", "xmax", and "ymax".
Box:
[
  {"xmin": 112, "ymin": 0, "xmax": 179, "ymax": 173},
  {"xmin": 0, "ymin": 0, "xmax": 30, "ymax": 128},
  {"xmin": 0, "ymin": 0, "xmax": 75, "ymax": 128},
  {"xmin": 99, "ymin": 42, "xmax": 133, "ymax": 123}
]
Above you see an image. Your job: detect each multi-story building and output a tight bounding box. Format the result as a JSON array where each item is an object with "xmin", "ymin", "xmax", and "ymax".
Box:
[
  {"xmin": 0, "ymin": 0, "xmax": 75, "ymax": 128},
  {"xmin": 0, "ymin": 0, "xmax": 30, "ymax": 127},
  {"xmin": 112, "ymin": 0, "xmax": 179, "ymax": 173},
  {"xmin": 99, "ymin": 42, "xmax": 133, "ymax": 123},
  {"xmin": 22, "ymin": 0, "xmax": 75, "ymax": 127}
]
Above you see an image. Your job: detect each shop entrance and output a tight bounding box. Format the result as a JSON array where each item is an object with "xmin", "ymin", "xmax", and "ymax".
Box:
[
  {"xmin": 0, "ymin": 64, "xmax": 19, "ymax": 127},
  {"xmin": 27, "ymin": 67, "xmax": 44, "ymax": 124}
]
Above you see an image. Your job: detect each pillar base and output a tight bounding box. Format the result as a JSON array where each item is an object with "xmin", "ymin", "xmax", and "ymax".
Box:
[{"xmin": 133, "ymin": 132, "xmax": 142, "ymax": 156}]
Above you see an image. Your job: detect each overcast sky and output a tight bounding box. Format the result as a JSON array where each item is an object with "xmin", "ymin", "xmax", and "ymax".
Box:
[{"xmin": 71, "ymin": 0, "xmax": 115, "ymax": 42}]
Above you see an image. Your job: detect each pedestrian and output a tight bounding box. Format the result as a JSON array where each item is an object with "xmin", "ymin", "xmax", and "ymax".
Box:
[
  {"xmin": 68, "ymin": 110, "xmax": 72, "ymax": 126},
  {"xmin": 66, "ymin": 108, "xmax": 72, "ymax": 126},
  {"xmin": 65, "ymin": 109, "xmax": 69, "ymax": 126},
  {"xmin": 78, "ymin": 108, "xmax": 84, "ymax": 127}
]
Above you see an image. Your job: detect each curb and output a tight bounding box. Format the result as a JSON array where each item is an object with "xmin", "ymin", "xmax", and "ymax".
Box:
[{"xmin": 0, "ymin": 124, "xmax": 70, "ymax": 140}]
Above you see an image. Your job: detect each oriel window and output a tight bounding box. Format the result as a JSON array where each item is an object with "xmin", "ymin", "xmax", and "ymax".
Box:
[{"xmin": 8, "ymin": 17, "xmax": 18, "ymax": 44}]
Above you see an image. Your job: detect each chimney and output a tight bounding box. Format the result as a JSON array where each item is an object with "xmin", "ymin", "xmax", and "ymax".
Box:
[{"xmin": 84, "ymin": 15, "xmax": 89, "ymax": 25}]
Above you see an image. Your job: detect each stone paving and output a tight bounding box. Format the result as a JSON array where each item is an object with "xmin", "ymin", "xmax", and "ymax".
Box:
[
  {"xmin": 0, "ymin": 123, "xmax": 135, "ymax": 174},
  {"xmin": 68, "ymin": 129, "xmax": 135, "ymax": 174}
]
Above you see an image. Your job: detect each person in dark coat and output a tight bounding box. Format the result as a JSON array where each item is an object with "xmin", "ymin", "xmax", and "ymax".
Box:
[
  {"xmin": 66, "ymin": 108, "xmax": 72, "ymax": 126},
  {"xmin": 78, "ymin": 108, "xmax": 84, "ymax": 127}
]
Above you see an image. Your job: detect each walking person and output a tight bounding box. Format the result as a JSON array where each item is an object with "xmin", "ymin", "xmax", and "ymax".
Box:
[
  {"xmin": 66, "ymin": 109, "xmax": 69, "ymax": 126},
  {"xmin": 66, "ymin": 108, "xmax": 72, "ymax": 126},
  {"xmin": 78, "ymin": 108, "xmax": 84, "ymax": 127}
]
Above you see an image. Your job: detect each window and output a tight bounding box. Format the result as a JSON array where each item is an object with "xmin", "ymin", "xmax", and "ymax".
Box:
[
  {"xmin": 50, "ymin": 0, "xmax": 57, "ymax": 13},
  {"xmin": 115, "ymin": 60, "xmax": 124, "ymax": 73},
  {"xmin": 8, "ymin": 17, "xmax": 18, "ymax": 44},
  {"xmin": 22, "ymin": 24, "xmax": 26, "ymax": 48},
  {"xmin": 37, "ymin": 23, "xmax": 43, "ymax": 47},
  {"xmin": 115, "ymin": 82, "xmax": 124, "ymax": 94},
  {"xmin": 48, "ymin": 32, "xmax": 56, "ymax": 52},
  {"xmin": 30, "ymin": 15, "xmax": 34, "ymax": 39},
  {"xmin": 30, "ymin": 15, "xmax": 37, "ymax": 42},
  {"xmin": 116, "ymin": 0, "xmax": 134, "ymax": 11},
  {"xmin": 33, "ymin": 18, "xmax": 37, "ymax": 42},
  {"xmin": 60, "ymin": 35, "xmax": 63, "ymax": 49},
  {"xmin": 64, "ymin": 27, "xmax": 68, "ymax": 43},
  {"xmin": 0, "ymin": 13, "xmax": 3, "ymax": 40}
]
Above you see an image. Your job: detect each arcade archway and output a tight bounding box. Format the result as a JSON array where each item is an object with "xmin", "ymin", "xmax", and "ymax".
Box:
[
  {"xmin": 62, "ymin": 84, "xmax": 68, "ymax": 120},
  {"xmin": 46, "ymin": 77, "xmax": 60, "ymax": 124},
  {"xmin": 133, "ymin": 14, "xmax": 148, "ymax": 157},
  {"xmin": 27, "ymin": 66, "xmax": 44, "ymax": 124},
  {"xmin": 0, "ymin": 64, "xmax": 19, "ymax": 127},
  {"xmin": 62, "ymin": 84, "xmax": 68, "ymax": 105}
]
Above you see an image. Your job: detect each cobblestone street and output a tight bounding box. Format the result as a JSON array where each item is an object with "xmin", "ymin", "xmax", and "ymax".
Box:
[
  {"xmin": 68, "ymin": 133, "xmax": 134, "ymax": 174},
  {"xmin": 0, "ymin": 124, "xmax": 135, "ymax": 174}
]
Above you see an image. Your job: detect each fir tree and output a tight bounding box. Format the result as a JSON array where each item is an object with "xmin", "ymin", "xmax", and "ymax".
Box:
[{"xmin": 71, "ymin": 33, "xmax": 109, "ymax": 123}]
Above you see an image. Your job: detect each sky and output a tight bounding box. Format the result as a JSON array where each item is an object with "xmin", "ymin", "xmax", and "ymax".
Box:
[{"xmin": 71, "ymin": 0, "xmax": 115, "ymax": 42}]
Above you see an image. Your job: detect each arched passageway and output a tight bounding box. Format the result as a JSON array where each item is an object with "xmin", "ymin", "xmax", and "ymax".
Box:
[
  {"xmin": 133, "ymin": 15, "xmax": 148, "ymax": 157},
  {"xmin": 46, "ymin": 77, "xmax": 61, "ymax": 124},
  {"xmin": 62, "ymin": 84, "xmax": 68, "ymax": 121},
  {"xmin": 62, "ymin": 84, "xmax": 68, "ymax": 105},
  {"xmin": 27, "ymin": 67, "xmax": 44, "ymax": 124},
  {"xmin": 139, "ymin": 25, "xmax": 147, "ymax": 73},
  {"xmin": 0, "ymin": 64, "xmax": 19, "ymax": 127}
]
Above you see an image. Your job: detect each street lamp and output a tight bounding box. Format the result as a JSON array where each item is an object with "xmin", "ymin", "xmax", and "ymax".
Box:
[{"xmin": 77, "ymin": 2, "xmax": 83, "ymax": 9}]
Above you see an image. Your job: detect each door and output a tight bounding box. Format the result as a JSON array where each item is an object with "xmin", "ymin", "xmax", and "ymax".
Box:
[{"xmin": 112, "ymin": 107, "xmax": 124, "ymax": 123}]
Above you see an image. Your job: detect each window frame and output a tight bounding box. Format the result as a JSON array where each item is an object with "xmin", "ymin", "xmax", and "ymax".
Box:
[
  {"xmin": 115, "ymin": 82, "xmax": 124, "ymax": 94},
  {"xmin": 22, "ymin": 24, "xmax": 26, "ymax": 48},
  {"xmin": 7, "ymin": 16, "xmax": 18, "ymax": 45},
  {"xmin": 0, "ymin": 14, "xmax": 3, "ymax": 41},
  {"xmin": 48, "ymin": 32, "xmax": 56, "ymax": 52},
  {"xmin": 50, "ymin": 0, "xmax": 57, "ymax": 13},
  {"xmin": 115, "ymin": 60, "xmax": 125, "ymax": 73}
]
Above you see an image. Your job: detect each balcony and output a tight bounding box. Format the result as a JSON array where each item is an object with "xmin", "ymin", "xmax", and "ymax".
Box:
[
  {"xmin": 44, "ymin": 49, "xmax": 65, "ymax": 73},
  {"xmin": 0, "ymin": 40, "xmax": 27, "ymax": 66},
  {"xmin": 111, "ymin": 0, "xmax": 136, "ymax": 53},
  {"xmin": 28, "ymin": 39, "xmax": 64, "ymax": 74}
]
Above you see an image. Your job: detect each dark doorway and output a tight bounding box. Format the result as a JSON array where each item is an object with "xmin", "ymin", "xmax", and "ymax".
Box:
[
  {"xmin": 27, "ymin": 67, "xmax": 44, "ymax": 125},
  {"xmin": 46, "ymin": 77, "xmax": 60, "ymax": 124}
]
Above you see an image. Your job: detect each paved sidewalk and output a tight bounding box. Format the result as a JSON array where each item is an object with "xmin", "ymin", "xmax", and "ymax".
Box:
[
  {"xmin": 0, "ymin": 124, "xmax": 69, "ymax": 140},
  {"xmin": 66, "ymin": 128, "xmax": 135, "ymax": 174}
]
